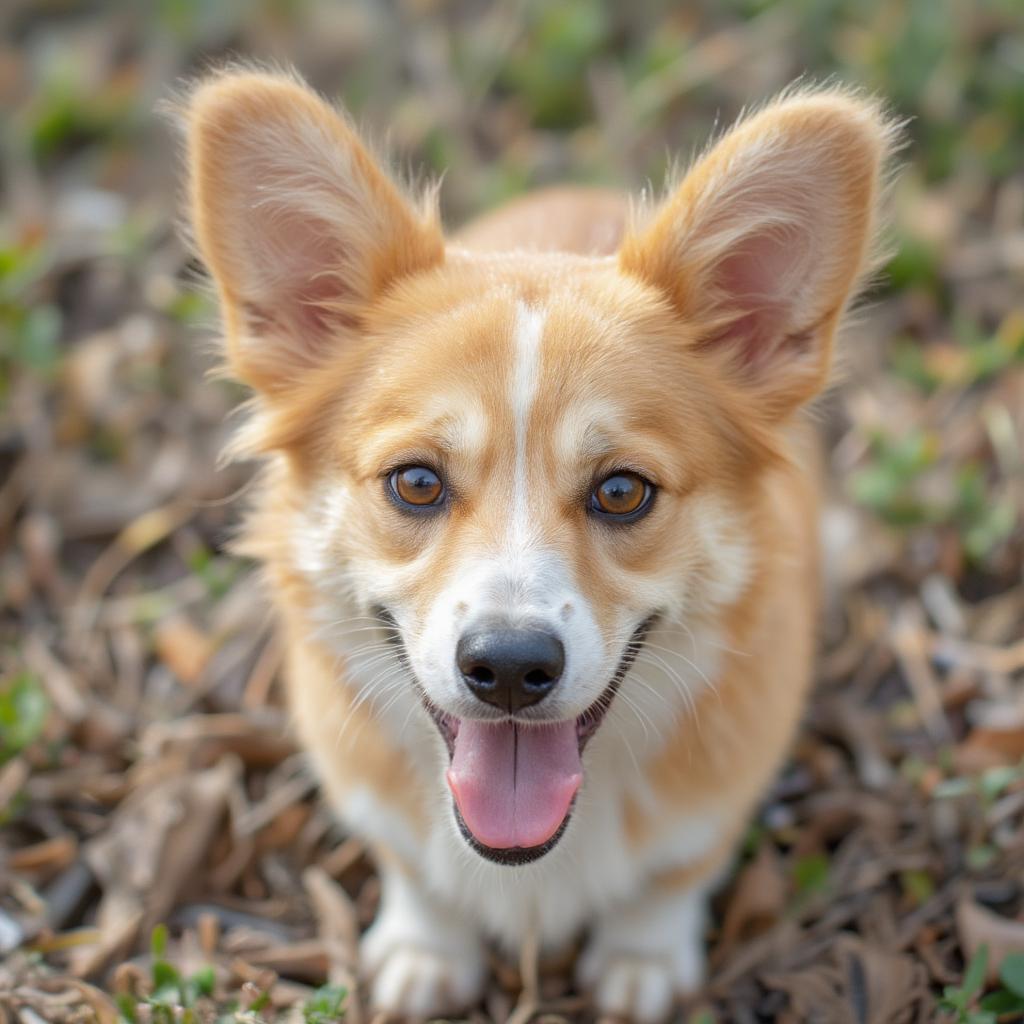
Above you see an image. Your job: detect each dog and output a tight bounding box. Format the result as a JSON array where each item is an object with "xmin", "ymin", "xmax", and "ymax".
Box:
[{"xmin": 181, "ymin": 69, "xmax": 895, "ymax": 1022}]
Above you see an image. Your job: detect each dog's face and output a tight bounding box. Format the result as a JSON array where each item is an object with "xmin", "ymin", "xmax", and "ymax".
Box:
[
  {"xmin": 306, "ymin": 272, "xmax": 761, "ymax": 857},
  {"xmin": 185, "ymin": 73, "xmax": 889, "ymax": 860}
]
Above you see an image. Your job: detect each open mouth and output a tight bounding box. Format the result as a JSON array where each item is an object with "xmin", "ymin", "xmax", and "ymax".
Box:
[{"xmin": 421, "ymin": 616, "xmax": 655, "ymax": 865}]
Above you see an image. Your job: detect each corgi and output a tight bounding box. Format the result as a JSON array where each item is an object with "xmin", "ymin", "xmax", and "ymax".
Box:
[{"xmin": 181, "ymin": 69, "xmax": 896, "ymax": 1022}]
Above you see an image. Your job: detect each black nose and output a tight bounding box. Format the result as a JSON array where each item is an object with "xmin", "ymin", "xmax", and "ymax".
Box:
[{"xmin": 457, "ymin": 628, "xmax": 565, "ymax": 713}]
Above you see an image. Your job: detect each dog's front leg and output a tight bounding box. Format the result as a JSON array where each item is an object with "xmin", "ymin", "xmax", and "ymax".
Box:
[
  {"xmin": 360, "ymin": 854, "xmax": 486, "ymax": 1017},
  {"xmin": 577, "ymin": 873, "xmax": 713, "ymax": 1024}
]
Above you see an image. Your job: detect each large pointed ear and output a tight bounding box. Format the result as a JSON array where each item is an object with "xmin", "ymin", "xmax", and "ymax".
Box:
[
  {"xmin": 183, "ymin": 71, "xmax": 443, "ymax": 393},
  {"xmin": 619, "ymin": 89, "xmax": 897, "ymax": 421}
]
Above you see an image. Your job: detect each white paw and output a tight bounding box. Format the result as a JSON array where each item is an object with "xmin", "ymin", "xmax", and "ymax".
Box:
[
  {"xmin": 368, "ymin": 942, "xmax": 485, "ymax": 1018},
  {"xmin": 360, "ymin": 879, "xmax": 485, "ymax": 1017},
  {"xmin": 583, "ymin": 954, "xmax": 676, "ymax": 1023},
  {"xmin": 577, "ymin": 887, "xmax": 708, "ymax": 1022},
  {"xmin": 578, "ymin": 942, "xmax": 704, "ymax": 1023}
]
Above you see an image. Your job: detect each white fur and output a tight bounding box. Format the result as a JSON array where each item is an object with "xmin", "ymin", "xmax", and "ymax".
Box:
[
  {"xmin": 340, "ymin": 786, "xmax": 422, "ymax": 866},
  {"xmin": 362, "ymin": 857, "xmax": 486, "ymax": 1014},
  {"xmin": 577, "ymin": 880, "xmax": 711, "ymax": 1022},
  {"xmin": 510, "ymin": 301, "xmax": 545, "ymax": 546}
]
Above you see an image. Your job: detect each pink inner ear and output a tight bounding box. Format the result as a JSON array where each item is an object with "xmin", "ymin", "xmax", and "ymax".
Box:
[
  {"xmin": 240, "ymin": 208, "xmax": 356, "ymax": 349},
  {"xmin": 707, "ymin": 226, "xmax": 808, "ymax": 371},
  {"xmin": 243, "ymin": 274, "xmax": 356, "ymax": 344}
]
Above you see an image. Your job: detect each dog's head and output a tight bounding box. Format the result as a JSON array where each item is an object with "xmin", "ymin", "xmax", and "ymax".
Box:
[{"xmin": 184, "ymin": 71, "xmax": 893, "ymax": 862}]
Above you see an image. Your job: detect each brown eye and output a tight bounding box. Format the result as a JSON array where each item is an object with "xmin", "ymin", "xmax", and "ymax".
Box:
[
  {"xmin": 591, "ymin": 472, "xmax": 652, "ymax": 519},
  {"xmin": 391, "ymin": 466, "xmax": 445, "ymax": 508}
]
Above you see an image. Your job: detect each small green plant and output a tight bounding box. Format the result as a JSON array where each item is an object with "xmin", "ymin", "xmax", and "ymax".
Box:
[
  {"xmin": 933, "ymin": 763, "xmax": 1024, "ymax": 808},
  {"xmin": 26, "ymin": 54, "xmax": 139, "ymax": 163},
  {"xmin": 849, "ymin": 426, "xmax": 1018, "ymax": 562},
  {"xmin": 899, "ymin": 868, "xmax": 935, "ymax": 907},
  {"xmin": 939, "ymin": 943, "xmax": 992, "ymax": 1023},
  {"xmin": 0, "ymin": 235, "xmax": 62, "ymax": 398},
  {"xmin": 939, "ymin": 947, "xmax": 1024, "ymax": 1022},
  {"xmin": 849, "ymin": 428, "xmax": 939, "ymax": 527},
  {"xmin": 115, "ymin": 927, "xmax": 346, "ymax": 1023},
  {"xmin": 0, "ymin": 672, "xmax": 49, "ymax": 765},
  {"xmin": 792, "ymin": 852, "xmax": 831, "ymax": 898},
  {"xmin": 117, "ymin": 925, "xmax": 225, "ymax": 1024},
  {"xmin": 983, "ymin": 953, "xmax": 1024, "ymax": 1017},
  {"xmin": 890, "ymin": 315, "xmax": 1024, "ymax": 393},
  {"xmin": 186, "ymin": 543, "xmax": 245, "ymax": 600},
  {"xmin": 303, "ymin": 985, "xmax": 347, "ymax": 1024},
  {"xmin": 498, "ymin": 0, "xmax": 610, "ymax": 129},
  {"xmin": 686, "ymin": 1011, "xmax": 716, "ymax": 1024}
]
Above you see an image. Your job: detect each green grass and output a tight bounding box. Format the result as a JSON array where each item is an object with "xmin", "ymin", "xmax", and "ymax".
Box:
[{"xmin": 115, "ymin": 927, "xmax": 347, "ymax": 1023}]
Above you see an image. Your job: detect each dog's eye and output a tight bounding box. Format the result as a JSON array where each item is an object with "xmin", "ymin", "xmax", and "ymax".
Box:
[
  {"xmin": 590, "ymin": 472, "xmax": 652, "ymax": 519},
  {"xmin": 390, "ymin": 466, "xmax": 445, "ymax": 508}
]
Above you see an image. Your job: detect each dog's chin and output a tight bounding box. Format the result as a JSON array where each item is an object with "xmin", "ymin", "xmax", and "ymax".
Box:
[{"xmin": 421, "ymin": 616, "xmax": 656, "ymax": 865}]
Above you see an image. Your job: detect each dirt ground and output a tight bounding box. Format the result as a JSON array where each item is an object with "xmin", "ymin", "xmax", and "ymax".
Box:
[{"xmin": 1, "ymin": 2, "xmax": 1023, "ymax": 1022}]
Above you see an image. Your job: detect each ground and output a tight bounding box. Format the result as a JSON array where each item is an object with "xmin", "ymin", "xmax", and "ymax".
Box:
[{"xmin": 1, "ymin": 2, "xmax": 1023, "ymax": 1022}]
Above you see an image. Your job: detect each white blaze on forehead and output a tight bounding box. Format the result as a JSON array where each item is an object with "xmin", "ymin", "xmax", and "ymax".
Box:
[{"xmin": 510, "ymin": 302, "xmax": 546, "ymax": 549}]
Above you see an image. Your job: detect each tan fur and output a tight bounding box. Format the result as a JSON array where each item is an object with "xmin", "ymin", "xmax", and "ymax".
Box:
[
  {"xmin": 182, "ymin": 70, "xmax": 896, "ymax": 1022},
  {"xmin": 454, "ymin": 186, "xmax": 629, "ymax": 255}
]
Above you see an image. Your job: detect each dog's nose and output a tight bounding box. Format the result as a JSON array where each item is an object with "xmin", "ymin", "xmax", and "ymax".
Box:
[{"xmin": 457, "ymin": 628, "xmax": 565, "ymax": 712}]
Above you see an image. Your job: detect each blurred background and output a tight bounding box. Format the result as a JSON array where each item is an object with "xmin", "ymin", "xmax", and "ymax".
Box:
[{"xmin": 1, "ymin": 1, "xmax": 1023, "ymax": 1021}]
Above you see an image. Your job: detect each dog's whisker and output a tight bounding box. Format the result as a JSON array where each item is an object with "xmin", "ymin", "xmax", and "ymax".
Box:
[
  {"xmin": 631, "ymin": 652, "xmax": 706, "ymax": 741},
  {"xmin": 639, "ymin": 642, "xmax": 719, "ymax": 701}
]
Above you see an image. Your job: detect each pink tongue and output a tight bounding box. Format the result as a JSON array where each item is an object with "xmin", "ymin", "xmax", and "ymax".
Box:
[{"xmin": 446, "ymin": 720, "xmax": 582, "ymax": 850}]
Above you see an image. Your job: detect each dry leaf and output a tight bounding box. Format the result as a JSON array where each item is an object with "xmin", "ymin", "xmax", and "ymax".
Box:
[
  {"xmin": 718, "ymin": 843, "xmax": 786, "ymax": 953},
  {"xmin": 956, "ymin": 896, "xmax": 1024, "ymax": 981},
  {"xmin": 153, "ymin": 613, "xmax": 214, "ymax": 685}
]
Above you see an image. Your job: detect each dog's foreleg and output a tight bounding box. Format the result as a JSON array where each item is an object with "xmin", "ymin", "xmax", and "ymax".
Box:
[
  {"xmin": 577, "ymin": 871, "xmax": 715, "ymax": 1023},
  {"xmin": 360, "ymin": 853, "xmax": 486, "ymax": 1016}
]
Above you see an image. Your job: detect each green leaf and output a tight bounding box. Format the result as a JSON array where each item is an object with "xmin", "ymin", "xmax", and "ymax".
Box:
[
  {"xmin": 151, "ymin": 959, "xmax": 179, "ymax": 989},
  {"xmin": 15, "ymin": 304, "xmax": 62, "ymax": 373},
  {"xmin": 116, "ymin": 993, "xmax": 138, "ymax": 1023},
  {"xmin": 900, "ymin": 869, "xmax": 935, "ymax": 906},
  {"xmin": 980, "ymin": 765, "xmax": 1022, "ymax": 802},
  {"xmin": 0, "ymin": 672, "xmax": 49, "ymax": 764},
  {"xmin": 792, "ymin": 853, "xmax": 830, "ymax": 896},
  {"xmin": 303, "ymin": 984, "xmax": 347, "ymax": 1023},
  {"xmin": 190, "ymin": 965, "xmax": 216, "ymax": 998},
  {"xmin": 967, "ymin": 845, "xmax": 998, "ymax": 871},
  {"xmin": 963, "ymin": 943, "xmax": 989, "ymax": 1000},
  {"xmin": 1000, "ymin": 952, "xmax": 1024, "ymax": 998},
  {"xmin": 933, "ymin": 776, "xmax": 974, "ymax": 799},
  {"xmin": 980, "ymin": 987, "xmax": 1024, "ymax": 1013},
  {"xmin": 249, "ymin": 989, "xmax": 271, "ymax": 1012},
  {"xmin": 940, "ymin": 983, "xmax": 967, "ymax": 1012},
  {"xmin": 150, "ymin": 923, "xmax": 169, "ymax": 959}
]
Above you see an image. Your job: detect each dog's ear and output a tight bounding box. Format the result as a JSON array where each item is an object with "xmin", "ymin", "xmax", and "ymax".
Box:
[
  {"xmin": 184, "ymin": 71, "xmax": 443, "ymax": 393},
  {"xmin": 620, "ymin": 90, "xmax": 896, "ymax": 421}
]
